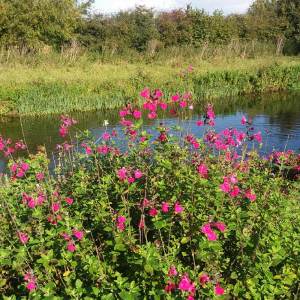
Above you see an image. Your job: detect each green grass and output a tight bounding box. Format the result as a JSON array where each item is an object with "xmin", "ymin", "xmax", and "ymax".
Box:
[{"xmin": 0, "ymin": 53, "xmax": 300, "ymax": 115}]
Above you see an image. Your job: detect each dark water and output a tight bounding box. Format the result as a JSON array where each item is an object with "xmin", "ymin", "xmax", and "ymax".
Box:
[{"xmin": 0, "ymin": 92, "xmax": 300, "ymax": 170}]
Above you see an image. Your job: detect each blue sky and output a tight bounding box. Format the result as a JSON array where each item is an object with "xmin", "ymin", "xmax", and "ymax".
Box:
[{"xmin": 93, "ymin": 0, "xmax": 253, "ymax": 14}]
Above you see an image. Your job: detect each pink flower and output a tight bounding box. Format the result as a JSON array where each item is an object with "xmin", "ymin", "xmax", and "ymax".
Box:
[
  {"xmin": 18, "ymin": 232, "xmax": 29, "ymax": 244},
  {"xmin": 154, "ymin": 89, "xmax": 163, "ymax": 98},
  {"xmin": 168, "ymin": 266, "xmax": 178, "ymax": 277},
  {"xmin": 241, "ymin": 115, "xmax": 247, "ymax": 125},
  {"xmin": 140, "ymin": 88, "xmax": 150, "ymax": 99},
  {"xmin": 179, "ymin": 101, "xmax": 187, "ymax": 108},
  {"xmin": 138, "ymin": 217, "xmax": 145, "ymax": 229},
  {"xmin": 133, "ymin": 110, "xmax": 142, "ymax": 119},
  {"xmin": 72, "ymin": 229, "xmax": 84, "ymax": 240},
  {"xmin": 220, "ymin": 181, "xmax": 231, "ymax": 193},
  {"xmin": 197, "ymin": 164, "xmax": 208, "ymax": 178},
  {"xmin": 159, "ymin": 102, "xmax": 168, "ymax": 110},
  {"xmin": 51, "ymin": 202, "xmax": 60, "ymax": 213},
  {"xmin": 199, "ymin": 273, "xmax": 210, "ymax": 286},
  {"xmin": 206, "ymin": 231, "xmax": 218, "ymax": 241},
  {"xmin": 171, "ymin": 94, "xmax": 180, "ymax": 102},
  {"xmin": 201, "ymin": 223, "xmax": 218, "ymax": 241},
  {"xmin": 21, "ymin": 163, "xmax": 29, "ymax": 172},
  {"xmin": 36, "ymin": 172, "xmax": 44, "ymax": 181},
  {"xmin": 36, "ymin": 194, "xmax": 45, "ymax": 205},
  {"xmin": 178, "ymin": 275, "xmax": 195, "ymax": 293},
  {"xmin": 134, "ymin": 169, "xmax": 143, "ymax": 179},
  {"xmin": 149, "ymin": 208, "xmax": 158, "ymax": 217},
  {"xmin": 148, "ymin": 111, "xmax": 157, "ymax": 119},
  {"xmin": 102, "ymin": 132, "xmax": 111, "ymax": 141},
  {"xmin": 117, "ymin": 167, "xmax": 127, "ymax": 181},
  {"xmin": 59, "ymin": 126, "xmax": 68, "ymax": 138},
  {"xmin": 116, "ymin": 215, "xmax": 126, "ymax": 231},
  {"xmin": 27, "ymin": 198, "xmax": 36, "ymax": 209},
  {"xmin": 67, "ymin": 241, "xmax": 76, "ymax": 252},
  {"xmin": 245, "ymin": 189, "xmax": 256, "ymax": 202},
  {"xmin": 164, "ymin": 281, "xmax": 176, "ymax": 293},
  {"xmin": 127, "ymin": 177, "xmax": 135, "ymax": 183},
  {"xmin": 26, "ymin": 280, "xmax": 36, "ymax": 292},
  {"xmin": 230, "ymin": 186, "xmax": 240, "ymax": 198},
  {"xmin": 213, "ymin": 222, "xmax": 226, "ymax": 232},
  {"xmin": 174, "ymin": 202, "xmax": 184, "ymax": 214},
  {"xmin": 253, "ymin": 131, "xmax": 262, "ymax": 143},
  {"xmin": 196, "ymin": 120, "xmax": 204, "ymax": 126},
  {"xmin": 16, "ymin": 169, "xmax": 25, "ymax": 178},
  {"xmin": 161, "ymin": 202, "xmax": 169, "ymax": 213},
  {"xmin": 119, "ymin": 110, "xmax": 128, "ymax": 117},
  {"xmin": 97, "ymin": 145, "xmax": 110, "ymax": 154},
  {"xmin": 82, "ymin": 144, "xmax": 92, "ymax": 155},
  {"xmin": 214, "ymin": 283, "xmax": 225, "ymax": 296},
  {"xmin": 10, "ymin": 163, "xmax": 18, "ymax": 173},
  {"xmin": 65, "ymin": 197, "xmax": 74, "ymax": 205}
]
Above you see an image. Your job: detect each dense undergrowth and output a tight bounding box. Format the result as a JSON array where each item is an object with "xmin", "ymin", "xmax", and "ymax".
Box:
[{"xmin": 0, "ymin": 89, "xmax": 299, "ymax": 299}]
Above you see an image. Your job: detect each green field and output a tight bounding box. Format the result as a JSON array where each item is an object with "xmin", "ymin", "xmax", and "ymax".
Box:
[{"xmin": 1, "ymin": 54, "xmax": 300, "ymax": 116}]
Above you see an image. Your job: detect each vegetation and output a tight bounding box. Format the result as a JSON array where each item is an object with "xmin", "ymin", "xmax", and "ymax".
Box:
[{"xmin": 0, "ymin": 90, "xmax": 299, "ymax": 298}]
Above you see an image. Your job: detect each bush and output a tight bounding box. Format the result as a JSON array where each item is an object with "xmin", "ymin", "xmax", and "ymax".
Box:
[{"xmin": 0, "ymin": 89, "xmax": 299, "ymax": 299}]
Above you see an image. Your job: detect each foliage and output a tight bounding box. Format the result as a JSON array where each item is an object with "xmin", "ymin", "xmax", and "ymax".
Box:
[{"xmin": 0, "ymin": 90, "xmax": 299, "ymax": 298}]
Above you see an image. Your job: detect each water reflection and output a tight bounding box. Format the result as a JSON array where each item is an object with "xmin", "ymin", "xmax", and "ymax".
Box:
[{"xmin": 0, "ymin": 91, "xmax": 299, "ymax": 165}]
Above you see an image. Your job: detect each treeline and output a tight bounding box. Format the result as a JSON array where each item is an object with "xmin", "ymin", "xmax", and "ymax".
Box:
[{"xmin": 0, "ymin": 0, "xmax": 299, "ymax": 55}]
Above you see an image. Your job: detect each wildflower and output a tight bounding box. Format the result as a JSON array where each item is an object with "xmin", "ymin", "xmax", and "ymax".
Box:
[
  {"xmin": 67, "ymin": 241, "xmax": 76, "ymax": 252},
  {"xmin": 133, "ymin": 110, "xmax": 142, "ymax": 119},
  {"xmin": 201, "ymin": 223, "xmax": 218, "ymax": 241},
  {"xmin": 197, "ymin": 164, "xmax": 208, "ymax": 178},
  {"xmin": 119, "ymin": 110, "xmax": 128, "ymax": 117},
  {"xmin": 18, "ymin": 232, "xmax": 29, "ymax": 244},
  {"xmin": 36, "ymin": 194, "xmax": 45, "ymax": 205},
  {"xmin": 161, "ymin": 202, "xmax": 169, "ymax": 213},
  {"xmin": 220, "ymin": 181, "xmax": 231, "ymax": 193},
  {"xmin": 230, "ymin": 186, "xmax": 240, "ymax": 198},
  {"xmin": 154, "ymin": 89, "xmax": 163, "ymax": 98},
  {"xmin": 199, "ymin": 273, "xmax": 210, "ymax": 286},
  {"xmin": 214, "ymin": 283, "xmax": 225, "ymax": 296},
  {"xmin": 36, "ymin": 172, "xmax": 44, "ymax": 181},
  {"xmin": 72, "ymin": 229, "xmax": 84, "ymax": 240},
  {"xmin": 148, "ymin": 111, "xmax": 157, "ymax": 119},
  {"xmin": 253, "ymin": 131, "xmax": 262, "ymax": 143},
  {"xmin": 165, "ymin": 281, "xmax": 176, "ymax": 293},
  {"xmin": 196, "ymin": 120, "xmax": 204, "ymax": 126},
  {"xmin": 102, "ymin": 132, "xmax": 111, "ymax": 141},
  {"xmin": 27, "ymin": 198, "xmax": 36, "ymax": 209},
  {"xmin": 149, "ymin": 208, "xmax": 158, "ymax": 217},
  {"xmin": 178, "ymin": 275, "xmax": 195, "ymax": 293},
  {"xmin": 140, "ymin": 88, "xmax": 150, "ymax": 99},
  {"xmin": 174, "ymin": 202, "xmax": 184, "ymax": 214},
  {"xmin": 134, "ymin": 169, "xmax": 143, "ymax": 179},
  {"xmin": 116, "ymin": 215, "xmax": 126, "ymax": 231},
  {"xmin": 245, "ymin": 189, "xmax": 256, "ymax": 202},
  {"xmin": 24, "ymin": 273, "xmax": 37, "ymax": 292},
  {"xmin": 171, "ymin": 94, "xmax": 180, "ymax": 102},
  {"xmin": 159, "ymin": 102, "xmax": 168, "ymax": 110},
  {"xmin": 82, "ymin": 143, "xmax": 92, "ymax": 155},
  {"xmin": 65, "ymin": 197, "xmax": 74, "ymax": 205},
  {"xmin": 51, "ymin": 202, "xmax": 60, "ymax": 213},
  {"xmin": 179, "ymin": 101, "xmax": 187, "ymax": 108},
  {"xmin": 117, "ymin": 167, "xmax": 127, "ymax": 181},
  {"xmin": 168, "ymin": 266, "xmax": 178, "ymax": 277},
  {"xmin": 241, "ymin": 115, "xmax": 247, "ymax": 125},
  {"xmin": 59, "ymin": 126, "xmax": 68, "ymax": 138},
  {"xmin": 127, "ymin": 177, "xmax": 135, "ymax": 184},
  {"xmin": 213, "ymin": 222, "xmax": 227, "ymax": 232},
  {"xmin": 138, "ymin": 217, "xmax": 145, "ymax": 229}
]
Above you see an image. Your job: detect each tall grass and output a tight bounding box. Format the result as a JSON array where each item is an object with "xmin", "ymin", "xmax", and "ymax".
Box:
[{"xmin": 0, "ymin": 46, "xmax": 299, "ymax": 115}]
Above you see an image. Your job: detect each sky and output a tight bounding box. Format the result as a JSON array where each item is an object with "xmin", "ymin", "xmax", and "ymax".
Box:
[{"xmin": 93, "ymin": 0, "xmax": 253, "ymax": 15}]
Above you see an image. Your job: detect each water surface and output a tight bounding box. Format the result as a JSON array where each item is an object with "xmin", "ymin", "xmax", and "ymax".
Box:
[{"xmin": 0, "ymin": 92, "xmax": 299, "ymax": 171}]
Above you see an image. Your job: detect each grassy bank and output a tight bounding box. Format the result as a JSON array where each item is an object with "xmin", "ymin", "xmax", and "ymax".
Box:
[{"xmin": 0, "ymin": 55, "xmax": 300, "ymax": 115}]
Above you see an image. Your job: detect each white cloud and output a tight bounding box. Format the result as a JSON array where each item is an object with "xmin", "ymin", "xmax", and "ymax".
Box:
[{"xmin": 93, "ymin": 0, "xmax": 253, "ymax": 14}]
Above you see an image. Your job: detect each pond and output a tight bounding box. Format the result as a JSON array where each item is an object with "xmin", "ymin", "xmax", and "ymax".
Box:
[{"xmin": 1, "ymin": 91, "xmax": 300, "ymax": 171}]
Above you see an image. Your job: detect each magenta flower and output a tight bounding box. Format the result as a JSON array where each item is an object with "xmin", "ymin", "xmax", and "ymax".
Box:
[
  {"xmin": 253, "ymin": 131, "xmax": 262, "ymax": 143},
  {"xmin": 149, "ymin": 208, "xmax": 158, "ymax": 217},
  {"xmin": 154, "ymin": 89, "xmax": 163, "ymax": 98},
  {"xmin": 138, "ymin": 217, "xmax": 145, "ymax": 229},
  {"xmin": 133, "ymin": 110, "xmax": 142, "ymax": 119},
  {"xmin": 36, "ymin": 172, "xmax": 44, "ymax": 181},
  {"xmin": 140, "ymin": 88, "xmax": 150, "ymax": 99},
  {"xmin": 179, "ymin": 101, "xmax": 187, "ymax": 108},
  {"xmin": 36, "ymin": 194, "xmax": 45, "ymax": 205},
  {"xmin": 197, "ymin": 164, "xmax": 208, "ymax": 178},
  {"xmin": 97, "ymin": 145, "xmax": 110, "ymax": 154},
  {"xmin": 201, "ymin": 223, "xmax": 218, "ymax": 241},
  {"xmin": 116, "ymin": 215, "xmax": 126, "ymax": 231},
  {"xmin": 148, "ymin": 111, "xmax": 157, "ymax": 119},
  {"xmin": 196, "ymin": 120, "xmax": 204, "ymax": 126},
  {"xmin": 199, "ymin": 273, "xmax": 210, "ymax": 286},
  {"xmin": 24, "ymin": 273, "xmax": 37, "ymax": 292},
  {"xmin": 117, "ymin": 167, "xmax": 127, "ymax": 181},
  {"xmin": 220, "ymin": 181, "xmax": 231, "ymax": 193},
  {"xmin": 161, "ymin": 202, "xmax": 169, "ymax": 213},
  {"xmin": 18, "ymin": 232, "xmax": 29, "ymax": 244},
  {"xmin": 245, "ymin": 189, "xmax": 257, "ymax": 202},
  {"xmin": 59, "ymin": 126, "xmax": 68, "ymax": 138},
  {"xmin": 67, "ymin": 241, "xmax": 76, "ymax": 252},
  {"xmin": 168, "ymin": 266, "xmax": 178, "ymax": 277},
  {"xmin": 178, "ymin": 275, "xmax": 195, "ymax": 293},
  {"xmin": 171, "ymin": 94, "xmax": 180, "ymax": 102},
  {"xmin": 51, "ymin": 202, "xmax": 60, "ymax": 213},
  {"xmin": 164, "ymin": 281, "xmax": 176, "ymax": 293},
  {"xmin": 174, "ymin": 202, "xmax": 184, "ymax": 214},
  {"xmin": 241, "ymin": 115, "xmax": 247, "ymax": 125},
  {"xmin": 72, "ymin": 229, "xmax": 84, "ymax": 240},
  {"xmin": 21, "ymin": 163, "xmax": 29, "ymax": 172},
  {"xmin": 214, "ymin": 283, "xmax": 225, "ymax": 296},
  {"xmin": 213, "ymin": 222, "xmax": 227, "ymax": 232},
  {"xmin": 159, "ymin": 102, "xmax": 168, "ymax": 110},
  {"xmin": 102, "ymin": 132, "xmax": 111, "ymax": 141},
  {"xmin": 127, "ymin": 177, "xmax": 135, "ymax": 183},
  {"xmin": 119, "ymin": 110, "xmax": 128, "ymax": 117},
  {"xmin": 65, "ymin": 197, "xmax": 74, "ymax": 205},
  {"xmin": 230, "ymin": 185, "xmax": 240, "ymax": 198},
  {"xmin": 134, "ymin": 169, "xmax": 143, "ymax": 179}
]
